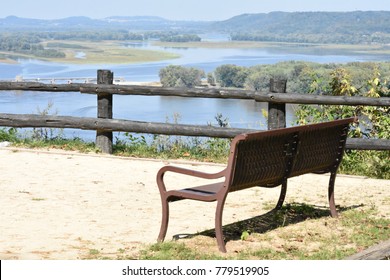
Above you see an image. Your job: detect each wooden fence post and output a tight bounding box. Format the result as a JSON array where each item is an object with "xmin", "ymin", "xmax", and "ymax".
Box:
[
  {"xmin": 96, "ymin": 70, "xmax": 113, "ymax": 154},
  {"xmin": 268, "ymin": 79, "xmax": 287, "ymax": 130}
]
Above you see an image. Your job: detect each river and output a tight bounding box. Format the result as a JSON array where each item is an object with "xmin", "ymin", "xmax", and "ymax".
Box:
[{"xmin": 0, "ymin": 38, "xmax": 388, "ymax": 141}]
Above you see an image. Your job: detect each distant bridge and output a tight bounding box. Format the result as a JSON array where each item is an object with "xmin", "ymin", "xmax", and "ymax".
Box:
[{"xmin": 13, "ymin": 76, "xmax": 125, "ymax": 84}]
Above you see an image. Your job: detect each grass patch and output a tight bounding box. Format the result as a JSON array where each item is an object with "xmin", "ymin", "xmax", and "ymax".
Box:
[
  {"xmin": 139, "ymin": 204, "xmax": 390, "ymax": 260},
  {"xmin": 340, "ymin": 150, "xmax": 390, "ymax": 179},
  {"xmin": 87, "ymin": 249, "xmax": 101, "ymax": 258},
  {"xmin": 2, "ymin": 127, "xmax": 230, "ymax": 163},
  {"xmin": 114, "ymin": 133, "xmax": 230, "ymax": 163},
  {"xmin": 41, "ymin": 40, "xmax": 179, "ymax": 64},
  {"xmin": 46, "ymin": 42, "xmax": 90, "ymax": 49},
  {"xmin": 2, "ymin": 124, "xmax": 389, "ymax": 177},
  {"xmin": 10, "ymin": 136, "xmax": 99, "ymax": 154},
  {"xmin": 1, "ymin": 40, "xmax": 180, "ymax": 64},
  {"xmin": 140, "ymin": 242, "xmax": 225, "ymax": 260},
  {"xmin": 153, "ymin": 41, "xmax": 390, "ymax": 56}
]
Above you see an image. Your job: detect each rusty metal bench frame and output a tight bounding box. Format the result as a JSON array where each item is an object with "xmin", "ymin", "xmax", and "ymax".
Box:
[{"xmin": 156, "ymin": 118, "xmax": 356, "ymax": 252}]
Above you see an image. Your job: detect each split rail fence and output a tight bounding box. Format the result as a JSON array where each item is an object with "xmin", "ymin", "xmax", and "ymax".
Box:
[{"xmin": 0, "ymin": 69, "xmax": 389, "ymax": 154}]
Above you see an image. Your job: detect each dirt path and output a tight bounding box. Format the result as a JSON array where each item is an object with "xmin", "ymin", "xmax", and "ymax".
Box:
[{"xmin": 1, "ymin": 147, "xmax": 389, "ymax": 259}]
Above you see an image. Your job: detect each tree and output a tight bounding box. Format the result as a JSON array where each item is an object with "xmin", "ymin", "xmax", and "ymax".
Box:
[
  {"xmin": 245, "ymin": 71, "xmax": 270, "ymax": 91},
  {"xmin": 160, "ymin": 34, "xmax": 201, "ymax": 42},
  {"xmin": 159, "ymin": 65, "xmax": 205, "ymax": 88},
  {"xmin": 214, "ymin": 64, "xmax": 249, "ymax": 88},
  {"xmin": 207, "ymin": 72, "xmax": 216, "ymax": 86}
]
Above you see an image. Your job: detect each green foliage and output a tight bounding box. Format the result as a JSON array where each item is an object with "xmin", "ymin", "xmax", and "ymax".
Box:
[
  {"xmin": 46, "ymin": 42, "xmax": 89, "ymax": 49},
  {"xmin": 42, "ymin": 30, "xmax": 143, "ymax": 41},
  {"xmin": 159, "ymin": 65, "xmax": 205, "ymax": 88},
  {"xmin": 0, "ymin": 33, "xmax": 65, "ymax": 58},
  {"xmin": 114, "ymin": 113, "xmax": 231, "ymax": 163},
  {"xmin": 211, "ymin": 60, "xmax": 390, "ymax": 98},
  {"xmin": 1, "ymin": 101, "xmax": 98, "ymax": 153},
  {"xmin": 245, "ymin": 62, "xmax": 292, "ymax": 91},
  {"xmin": 14, "ymin": 136, "xmax": 97, "ymax": 153},
  {"xmin": 0, "ymin": 127, "xmax": 18, "ymax": 142},
  {"xmin": 294, "ymin": 66, "xmax": 390, "ymax": 179},
  {"xmin": 211, "ymin": 61, "xmax": 389, "ymax": 179},
  {"xmin": 160, "ymin": 34, "xmax": 201, "ymax": 42},
  {"xmin": 240, "ymin": 230, "xmax": 251, "ymax": 241},
  {"xmin": 242, "ymin": 61, "xmax": 334, "ymax": 93},
  {"xmin": 140, "ymin": 242, "xmax": 224, "ymax": 260},
  {"xmin": 340, "ymin": 150, "xmax": 390, "ymax": 179},
  {"xmin": 329, "ymin": 68, "xmax": 358, "ymax": 96},
  {"xmin": 2, "ymin": 12, "xmax": 390, "ymax": 45},
  {"xmin": 223, "ymin": 11, "xmax": 390, "ymax": 44},
  {"xmin": 214, "ymin": 64, "xmax": 249, "ymax": 88},
  {"xmin": 207, "ymin": 72, "xmax": 216, "ymax": 86}
]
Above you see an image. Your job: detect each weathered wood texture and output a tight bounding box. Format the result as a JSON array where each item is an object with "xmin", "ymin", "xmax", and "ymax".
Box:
[
  {"xmin": 346, "ymin": 138, "xmax": 390, "ymax": 150},
  {"xmin": 1, "ymin": 81, "xmax": 389, "ymax": 106},
  {"xmin": 1, "ymin": 113, "xmax": 389, "ymax": 150},
  {"xmin": 345, "ymin": 239, "xmax": 390, "ymax": 260},
  {"xmin": 0, "ymin": 113, "xmax": 254, "ymax": 138},
  {"xmin": 0, "ymin": 82, "xmax": 84, "ymax": 92},
  {"xmin": 96, "ymin": 70, "xmax": 113, "ymax": 154},
  {"xmin": 268, "ymin": 79, "xmax": 287, "ymax": 129}
]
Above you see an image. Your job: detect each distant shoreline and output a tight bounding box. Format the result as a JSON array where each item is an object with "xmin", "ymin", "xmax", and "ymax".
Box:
[
  {"xmin": 0, "ymin": 40, "xmax": 180, "ymax": 65},
  {"xmin": 2, "ymin": 40, "xmax": 390, "ymax": 66}
]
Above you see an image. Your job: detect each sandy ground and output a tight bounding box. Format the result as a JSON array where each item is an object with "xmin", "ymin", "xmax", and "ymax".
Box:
[{"xmin": 0, "ymin": 147, "xmax": 389, "ymax": 260}]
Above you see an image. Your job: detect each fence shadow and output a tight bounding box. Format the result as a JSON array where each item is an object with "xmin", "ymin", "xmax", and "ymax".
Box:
[{"xmin": 173, "ymin": 203, "xmax": 363, "ymax": 242}]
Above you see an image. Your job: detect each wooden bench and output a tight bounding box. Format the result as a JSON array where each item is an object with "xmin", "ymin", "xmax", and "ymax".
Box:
[{"xmin": 156, "ymin": 118, "xmax": 356, "ymax": 252}]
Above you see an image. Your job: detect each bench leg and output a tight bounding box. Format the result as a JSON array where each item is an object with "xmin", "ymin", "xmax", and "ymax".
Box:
[
  {"xmin": 215, "ymin": 198, "xmax": 227, "ymax": 253},
  {"xmin": 157, "ymin": 198, "xmax": 169, "ymax": 242},
  {"xmin": 328, "ymin": 171, "xmax": 338, "ymax": 218},
  {"xmin": 275, "ymin": 180, "xmax": 287, "ymax": 210}
]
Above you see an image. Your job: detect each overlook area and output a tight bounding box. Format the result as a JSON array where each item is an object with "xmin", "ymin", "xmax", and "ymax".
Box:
[{"xmin": 0, "ymin": 2, "xmax": 389, "ymax": 266}]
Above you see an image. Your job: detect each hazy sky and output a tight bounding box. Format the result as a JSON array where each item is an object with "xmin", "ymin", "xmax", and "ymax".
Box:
[{"xmin": 2, "ymin": 0, "xmax": 390, "ymax": 21}]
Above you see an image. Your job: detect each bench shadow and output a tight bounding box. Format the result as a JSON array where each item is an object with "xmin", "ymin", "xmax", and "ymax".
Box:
[{"xmin": 173, "ymin": 203, "xmax": 363, "ymax": 242}]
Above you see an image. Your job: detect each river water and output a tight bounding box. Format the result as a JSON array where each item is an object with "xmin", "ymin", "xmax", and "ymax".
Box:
[{"xmin": 0, "ymin": 38, "xmax": 388, "ymax": 141}]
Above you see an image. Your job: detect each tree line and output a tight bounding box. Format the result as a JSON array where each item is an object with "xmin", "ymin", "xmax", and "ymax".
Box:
[
  {"xmin": 0, "ymin": 31, "xmax": 200, "ymax": 60},
  {"xmin": 213, "ymin": 11, "xmax": 390, "ymax": 45},
  {"xmin": 0, "ymin": 33, "xmax": 65, "ymax": 58},
  {"xmin": 0, "ymin": 30, "xmax": 201, "ymax": 43},
  {"xmin": 159, "ymin": 61, "xmax": 390, "ymax": 97},
  {"xmin": 230, "ymin": 32, "xmax": 390, "ymax": 45}
]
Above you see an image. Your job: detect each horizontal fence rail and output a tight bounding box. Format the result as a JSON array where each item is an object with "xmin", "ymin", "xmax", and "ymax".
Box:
[
  {"xmin": 0, "ymin": 69, "xmax": 389, "ymax": 153},
  {"xmin": 0, "ymin": 113, "xmax": 389, "ymax": 151},
  {"xmin": 0, "ymin": 113, "xmax": 254, "ymax": 138},
  {"xmin": 1, "ymin": 82, "xmax": 389, "ymax": 106}
]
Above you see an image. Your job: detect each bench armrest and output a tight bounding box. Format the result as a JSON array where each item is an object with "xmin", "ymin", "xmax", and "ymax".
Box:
[{"xmin": 157, "ymin": 165, "xmax": 226, "ymax": 192}]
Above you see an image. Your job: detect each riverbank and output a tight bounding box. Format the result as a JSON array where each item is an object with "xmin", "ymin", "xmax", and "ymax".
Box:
[
  {"xmin": 153, "ymin": 40, "xmax": 390, "ymax": 56},
  {"xmin": 2, "ymin": 40, "xmax": 390, "ymax": 66},
  {"xmin": 0, "ymin": 147, "xmax": 389, "ymax": 259},
  {"xmin": 0, "ymin": 40, "xmax": 180, "ymax": 65}
]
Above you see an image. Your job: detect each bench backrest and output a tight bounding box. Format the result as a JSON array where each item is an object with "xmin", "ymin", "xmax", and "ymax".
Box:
[{"xmin": 225, "ymin": 118, "xmax": 355, "ymax": 193}]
